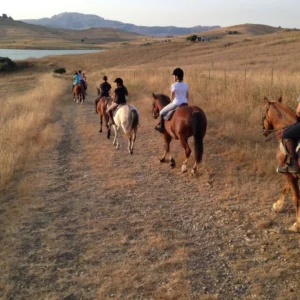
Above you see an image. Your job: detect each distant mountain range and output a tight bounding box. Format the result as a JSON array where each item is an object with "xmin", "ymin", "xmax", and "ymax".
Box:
[{"xmin": 21, "ymin": 12, "xmax": 221, "ymax": 36}]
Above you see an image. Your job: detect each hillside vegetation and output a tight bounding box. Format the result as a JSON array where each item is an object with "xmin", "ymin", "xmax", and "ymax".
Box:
[
  {"xmin": 21, "ymin": 12, "xmax": 220, "ymax": 36},
  {"xmin": 38, "ymin": 24, "xmax": 300, "ymax": 72},
  {"xmin": 0, "ymin": 18, "xmax": 143, "ymax": 49}
]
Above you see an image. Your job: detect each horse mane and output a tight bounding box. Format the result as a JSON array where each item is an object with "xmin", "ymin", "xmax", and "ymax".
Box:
[
  {"xmin": 153, "ymin": 93, "xmax": 171, "ymax": 106},
  {"xmin": 273, "ymin": 100, "xmax": 296, "ymax": 120}
]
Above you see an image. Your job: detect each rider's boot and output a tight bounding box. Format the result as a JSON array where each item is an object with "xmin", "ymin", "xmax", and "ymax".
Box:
[
  {"xmin": 155, "ymin": 115, "xmax": 165, "ymax": 133},
  {"xmin": 278, "ymin": 139, "xmax": 300, "ymax": 174}
]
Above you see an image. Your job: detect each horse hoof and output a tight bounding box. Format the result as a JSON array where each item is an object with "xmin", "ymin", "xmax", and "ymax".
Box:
[
  {"xmin": 289, "ymin": 223, "xmax": 300, "ymax": 233},
  {"xmin": 190, "ymin": 169, "xmax": 197, "ymax": 177},
  {"xmin": 181, "ymin": 164, "xmax": 187, "ymax": 173},
  {"xmin": 170, "ymin": 159, "xmax": 176, "ymax": 168},
  {"xmin": 160, "ymin": 158, "xmax": 166, "ymax": 163},
  {"xmin": 272, "ymin": 203, "xmax": 283, "ymax": 213}
]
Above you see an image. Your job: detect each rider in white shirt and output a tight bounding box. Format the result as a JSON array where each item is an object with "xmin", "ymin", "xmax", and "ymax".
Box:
[{"xmin": 155, "ymin": 68, "xmax": 189, "ymax": 133}]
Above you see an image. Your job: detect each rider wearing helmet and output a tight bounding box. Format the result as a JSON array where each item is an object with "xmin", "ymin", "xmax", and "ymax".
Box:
[
  {"xmin": 94, "ymin": 76, "xmax": 112, "ymax": 113},
  {"xmin": 78, "ymin": 70, "xmax": 87, "ymax": 93},
  {"xmin": 72, "ymin": 71, "xmax": 81, "ymax": 91},
  {"xmin": 106, "ymin": 77, "xmax": 129, "ymax": 125},
  {"xmin": 155, "ymin": 68, "xmax": 189, "ymax": 133}
]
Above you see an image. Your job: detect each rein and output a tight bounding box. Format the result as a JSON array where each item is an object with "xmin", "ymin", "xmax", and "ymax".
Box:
[{"xmin": 262, "ymin": 102, "xmax": 293, "ymax": 142}]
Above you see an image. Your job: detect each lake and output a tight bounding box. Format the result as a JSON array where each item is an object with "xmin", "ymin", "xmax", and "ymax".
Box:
[{"xmin": 0, "ymin": 49, "xmax": 103, "ymax": 61}]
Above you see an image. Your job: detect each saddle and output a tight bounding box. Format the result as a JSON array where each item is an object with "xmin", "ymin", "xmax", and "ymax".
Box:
[
  {"xmin": 103, "ymin": 97, "xmax": 112, "ymax": 109},
  {"xmin": 163, "ymin": 103, "xmax": 188, "ymax": 121},
  {"xmin": 112, "ymin": 104, "xmax": 138, "ymax": 117}
]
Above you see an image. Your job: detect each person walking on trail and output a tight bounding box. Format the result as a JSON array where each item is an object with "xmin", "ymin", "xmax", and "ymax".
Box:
[
  {"xmin": 106, "ymin": 77, "xmax": 128, "ymax": 125},
  {"xmin": 277, "ymin": 96, "xmax": 300, "ymax": 174},
  {"xmin": 155, "ymin": 67, "xmax": 189, "ymax": 133},
  {"xmin": 94, "ymin": 76, "xmax": 112, "ymax": 113}
]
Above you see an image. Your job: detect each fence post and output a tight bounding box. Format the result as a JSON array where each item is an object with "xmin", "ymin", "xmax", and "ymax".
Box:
[
  {"xmin": 244, "ymin": 69, "xmax": 247, "ymax": 87},
  {"xmin": 224, "ymin": 69, "xmax": 227, "ymax": 90}
]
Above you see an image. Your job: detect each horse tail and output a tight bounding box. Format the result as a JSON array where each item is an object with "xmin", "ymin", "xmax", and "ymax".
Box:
[
  {"xmin": 130, "ymin": 109, "xmax": 139, "ymax": 132},
  {"xmin": 192, "ymin": 110, "xmax": 207, "ymax": 163}
]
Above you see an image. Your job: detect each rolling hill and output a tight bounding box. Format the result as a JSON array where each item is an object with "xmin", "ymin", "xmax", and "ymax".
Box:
[
  {"xmin": 0, "ymin": 17, "xmax": 143, "ymax": 49},
  {"xmin": 21, "ymin": 12, "xmax": 220, "ymax": 36}
]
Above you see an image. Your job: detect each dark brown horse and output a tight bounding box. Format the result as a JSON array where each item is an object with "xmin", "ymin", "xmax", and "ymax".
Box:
[
  {"xmin": 262, "ymin": 96, "xmax": 300, "ymax": 232},
  {"xmin": 96, "ymin": 96, "xmax": 113, "ymax": 139},
  {"xmin": 73, "ymin": 83, "xmax": 85, "ymax": 104},
  {"xmin": 152, "ymin": 93, "xmax": 207, "ymax": 175}
]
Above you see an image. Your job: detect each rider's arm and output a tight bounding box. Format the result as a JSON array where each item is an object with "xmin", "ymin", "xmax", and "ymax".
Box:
[
  {"xmin": 113, "ymin": 92, "xmax": 117, "ymax": 103},
  {"xmin": 170, "ymin": 91, "xmax": 175, "ymax": 102},
  {"xmin": 186, "ymin": 91, "xmax": 189, "ymax": 100}
]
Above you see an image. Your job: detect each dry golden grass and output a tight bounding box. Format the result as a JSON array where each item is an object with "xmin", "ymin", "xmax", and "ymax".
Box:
[
  {"xmin": 0, "ymin": 72, "xmax": 67, "ymax": 186},
  {"xmin": 2, "ymin": 27, "xmax": 300, "ymax": 299}
]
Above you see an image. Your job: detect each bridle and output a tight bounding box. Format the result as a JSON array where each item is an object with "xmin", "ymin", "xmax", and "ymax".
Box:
[
  {"xmin": 261, "ymin": 103, "xmax": 275, "ymax": 135},
  {"xmin": 261, "ymin": 102, "xmax": 289, "ymax": 141},
  {"xmin": 152, "ymin": 100, "xmax": 160, "ymax": 119}
]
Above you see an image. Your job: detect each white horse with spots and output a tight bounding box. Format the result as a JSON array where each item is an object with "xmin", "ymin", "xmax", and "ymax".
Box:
[{"xmin": 111, "ymin": 104, "xmax": 139, "ymax": 155}]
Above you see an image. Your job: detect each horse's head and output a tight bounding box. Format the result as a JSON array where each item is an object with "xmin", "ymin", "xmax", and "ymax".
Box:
[
  {"xmin": 152, "ymin": 93, "xmax": 171, "ymax": 119},
  {"xmin": 152, "ymin": 93, "xmax": 160, "ymax": 119},
  {"xmin": 261, "ymin": 96, "xmax": 283, "ymax": 136}
]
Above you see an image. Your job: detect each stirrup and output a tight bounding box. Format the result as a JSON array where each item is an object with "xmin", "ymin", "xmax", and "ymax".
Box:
[
  {"xmin": 155, "ymin": 125, "xmax": 164, "ymax": 133},
  {"xmin": 277, "ymin": 164, "xmax": 300, "ymax": 174}
]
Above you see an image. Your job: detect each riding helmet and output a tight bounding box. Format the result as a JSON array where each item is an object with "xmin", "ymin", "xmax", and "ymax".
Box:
[
  {"xmin": 172, "ymin": 68, "xmax": 184, "ymax": 78},
  {"xmin": 114, "ymin": 77, "xmax": 123, "ymax": 85}
]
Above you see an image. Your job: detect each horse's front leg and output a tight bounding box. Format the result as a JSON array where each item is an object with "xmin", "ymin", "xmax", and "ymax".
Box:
[
  {"xmin": 99, "ymin": 114, "xmax": 103, "ymax": 133},
  {"xmin": 286, "ymin": 175, "xmax": 300, "ymax": 232},
  {"xmin": 105, "ymin": 113, "xmax": 111, "ymax": 139},
  {"xmin": 272, "ymin": 181, "xmax": 290, "ymax": 213},
  {"xmin": 160, "ymin": 133, "xmax": 174, "ymax": 166},
  {"xmin": 179, "ymin": 137, "xmax": 191, "ymax": 173}
]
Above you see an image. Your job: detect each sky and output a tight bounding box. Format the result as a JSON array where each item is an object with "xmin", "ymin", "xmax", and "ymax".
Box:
[{"xmin": 2, "ymin": 0, "xmax": 300, "ymax": 28}]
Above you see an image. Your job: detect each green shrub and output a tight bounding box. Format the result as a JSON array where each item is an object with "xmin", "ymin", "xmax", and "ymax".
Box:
[
  {"xmin": 186, "ymin": 34, "xmax": 197, "ymax": 42},
  {"xmin": 53, "ymin": 67, "xmax": 66, "ymax": 74},
  {"xmin": 0, "ymin": 57, "xmax": 16, "ymax": 72}
]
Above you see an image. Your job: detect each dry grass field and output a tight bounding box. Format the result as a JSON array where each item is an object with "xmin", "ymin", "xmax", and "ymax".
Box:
[{"xmin": 1, "ymin": 25, "xmax": 300, "ymax": 299}]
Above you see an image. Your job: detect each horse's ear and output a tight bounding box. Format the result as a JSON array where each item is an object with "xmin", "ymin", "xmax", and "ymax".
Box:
[
  {"xmin": 278, "ymin": 96, "xmax": 282, "ymax": 103},
  {"xmin": 264, "ymin": 97, "xmax": 270, "ymax": 104},
  {"xmin": 152, "ymin": 92, "xmax": 156, "ymax": 99}
]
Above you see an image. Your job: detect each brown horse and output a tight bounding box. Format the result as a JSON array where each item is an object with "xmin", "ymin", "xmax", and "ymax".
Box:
[
  {"xmin": 96, "ymin": 96, "xmax": 113, "ymax": 139},
  {"xmin": 262, "ymin": 96, "xmax": 300, "ymax": 232},
  {"xmin": 73, "ymin": 83, "xmax": 85, "ymax": 104},
  {"xmin": 152, "ymin": 93, "xmax": 207, "ymax": 175}
]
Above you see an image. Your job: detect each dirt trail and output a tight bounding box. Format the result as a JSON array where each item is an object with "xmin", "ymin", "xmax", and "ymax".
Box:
[{"xmin": 1, "ymin": 94, "xmax": 300, "ymax": 300}]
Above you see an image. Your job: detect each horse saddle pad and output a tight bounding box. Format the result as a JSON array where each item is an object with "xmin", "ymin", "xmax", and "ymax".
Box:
[
  {"xmin": 163, "ymin": 103, "xmax": 188, "ymax": 121},
  {"xmin": 279, "ymin": 141, "xmax": 300, "ymax": 156},
  {"xmin": 113, "ymin": 104, "xmax": 138, "ymax": 117}
]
